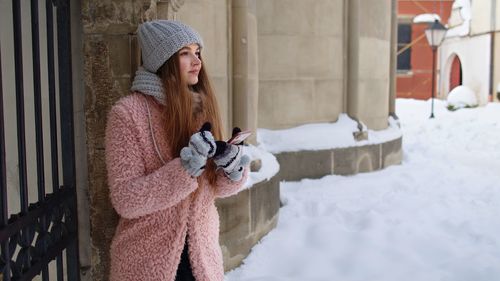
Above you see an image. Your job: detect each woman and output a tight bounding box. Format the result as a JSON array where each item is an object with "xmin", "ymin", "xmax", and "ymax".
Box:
[{"xmin": 105, "ymin": 20, "xmax": 249, "ymax": 281}]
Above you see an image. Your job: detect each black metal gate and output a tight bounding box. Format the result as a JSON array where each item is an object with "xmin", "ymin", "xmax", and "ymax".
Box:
[{"xmin": 0, "ymin": 0, "xmax": 80, "ymax": 280}]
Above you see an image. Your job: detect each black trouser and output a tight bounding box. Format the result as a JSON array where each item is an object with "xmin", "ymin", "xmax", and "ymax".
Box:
[{"xmin": 175, "ymin": 239, "xmax": 196, "ymax": 281}]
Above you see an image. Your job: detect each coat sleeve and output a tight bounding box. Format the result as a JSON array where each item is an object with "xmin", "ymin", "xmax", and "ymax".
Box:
[
  {"xmin": 105, "ymin": 104, "xmax": 198, "ymax": 219},
  {"xmin": 213, "ymin": 168, "xmax": 249, "ymax": 198}
]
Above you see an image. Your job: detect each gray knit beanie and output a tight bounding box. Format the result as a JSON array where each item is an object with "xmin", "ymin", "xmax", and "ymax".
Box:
[{"xmin": 137, "ymin": 20, "xmax": 204, "ymax": 73}]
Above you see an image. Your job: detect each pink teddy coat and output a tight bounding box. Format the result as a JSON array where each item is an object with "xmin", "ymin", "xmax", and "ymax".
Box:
[{"xmin": 105, "ymin": 93, "xmax": 247, "ymax": 281}]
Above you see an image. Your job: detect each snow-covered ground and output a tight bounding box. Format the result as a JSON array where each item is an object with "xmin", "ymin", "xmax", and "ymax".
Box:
[{"xmin": 226, "ymin": 99, "xmax": 500, "ymax": 281}]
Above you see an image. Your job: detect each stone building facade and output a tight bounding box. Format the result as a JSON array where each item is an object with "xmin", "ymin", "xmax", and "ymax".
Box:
[{"xmin": 438, "ymin": 0, "xmax": 500, "ymax": 104}]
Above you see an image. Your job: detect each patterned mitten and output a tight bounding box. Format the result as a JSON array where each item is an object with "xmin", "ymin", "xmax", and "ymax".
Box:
[
  {"xmin": 214, "ymin": 129, "xmax": 250, "ymax": 181},
  {"xmin": 180, "ymin": 122, "xmax": 216, "ymax": 177}
]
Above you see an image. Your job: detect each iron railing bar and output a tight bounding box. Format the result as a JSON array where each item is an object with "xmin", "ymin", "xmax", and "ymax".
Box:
[
  {"xmin": 18, "ymin": 235, "xmax": 75, "ymax": 281},
  {"xmin": 46, "ymin": 0, "xmax": 60, "ymax": 193},
  {"xmin": 30, "ymin": 1, "xmax": 51, "ymax": 279},
  {"xmin": 56, "ymin": 1, "xmax": 80, "ymax": 279},
  {"xmin": 0, "ymin": 187, "xmax": 73, "ymax": 242},
  {"xmin": 31, "ymin": 0, "xmax": 46, "ymax": 203},
  {"xmin": 57, "ymin": 0, "xmax": 76, "ymax": 188},
  {"xmin": 0, "ymin": 38, "xmax": 12, "ymax": 281},
  {"xmin": 0, "ymin": 32, "xmax": 8, "ymax": 229},
  {"xmin": 12, "ymin": 0, "xmax": 29, "ymax": 215}
]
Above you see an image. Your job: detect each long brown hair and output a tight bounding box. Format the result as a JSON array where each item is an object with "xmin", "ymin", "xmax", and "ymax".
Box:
[{"xmin": 157, "ymin": 52, "xmax": 224, "ymax": 185}]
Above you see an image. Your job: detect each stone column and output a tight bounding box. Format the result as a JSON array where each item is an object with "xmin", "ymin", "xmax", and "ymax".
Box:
[
  {"xmin": 232, "ymin": 0, "xmax": 258, "ymax": 144},
  {"xmin": 347, "ymin": 0, "xmax": 392, "ymax": 130},
  {"xmin": 389, "ymin": 0, "xmax": 398, "ymax": 116}
]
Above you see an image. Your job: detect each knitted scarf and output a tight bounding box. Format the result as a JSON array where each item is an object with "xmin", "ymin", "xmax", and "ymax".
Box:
[
  {"xmin": 130, "ymin": 67, "xmax": 204, "ymax": 115},
  {"xmin": 131, "ymin": 67, "xmax": 166, "ymax": 105}
]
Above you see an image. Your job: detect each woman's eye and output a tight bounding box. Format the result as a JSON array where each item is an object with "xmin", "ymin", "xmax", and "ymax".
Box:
[
  {"xmin": 180, "ymin": 51, "xmax": 188, "ymax": 56},
  {"xmin": 195, "ymin": 52, "xmax": 200, "ymax": 58}
]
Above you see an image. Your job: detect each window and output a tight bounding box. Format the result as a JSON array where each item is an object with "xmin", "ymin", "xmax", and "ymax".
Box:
[{"xmin": 397, "ymin": 23, "xmax": 412, "ymax": 71}]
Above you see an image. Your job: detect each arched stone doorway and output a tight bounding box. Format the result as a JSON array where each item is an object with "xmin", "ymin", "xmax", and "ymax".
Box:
[{"xmin": 450, "ymin": 55, "xmax": 462, "ymax": 91}]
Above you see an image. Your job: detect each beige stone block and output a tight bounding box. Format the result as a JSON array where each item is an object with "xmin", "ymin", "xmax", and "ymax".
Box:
[
  {"xmin": 258, "ymin": 79, "xmax": 314, "ymax": 128},
  {"xmin": 356, "ymin": 79, "xmax": 390, "ymax": 130},
  {"xmin": 211, "ymin": 76, "xmax": 230, "ymax": 136},
  {"xmin": 249, "ymin": 176, "xmax": 280, "ymax": 238},
  {"xmin": 356, "ymin": 144, "xmax": 381, "ymax": 173},
  {"xmin": 256, "ymin": 0, "xmax": 275, "ymax": 35},
  {"xmin": 271, "ymin": 0, "xmax": 313, "ymax": 35},
  {"xmin": 232, "ymin": 76, "xmax": 259, "ymax": 143},
  {"xmin": 357, "ymin": 79, "xmax": 390, "ymax": 113},
  {"xmin": 247, "ymin": 13, "xmax": 259, "ymax": 78},
  {"xmin": 258, "ymin": 35, "xmax": 298, "ymax": 79},
  {"xmin": 313, "ymin": 79, "xmax": 343, "ymax": 122},
  {"xmin": 232, "ymin": 6, "xmax": 249, "ymax": 75},
  {"xmin": 382, "ymin": 137, "xmax": 403, "ymax": 168},
  {"xmin": 257, "ymin": 0, "xmax": 343, "ymax": 36},
  {"xmin": 359, "ymin": 37, "xmax": 391, "ymax": 80},
  {"xmin": 276, "ymin": 150, "xmax": 334, "ymax": 181},
  {"xmin": 217, "ymin": 175, "xmax": 280, "ymax": 271},
  {"xmin": 217, "ymin": 188, "xmax": 251, "ymax": 271},
  {"xmin": 257, "ymin": 85, "xmax": 275, "ymax": 129},
  {"xmin": 310, "ymin": 0, "xmax": 344, "ymax": 36},
  {"xmin": 333, "ymin": 147, "xmax": 358, "ymax": 175},
  {"xmin": 358, "ymin": 0, "xmax": 391, "ymax": 39},
  {"xmin": 296, "ymin": 36, "xmax": 343, "ymax": 79}
]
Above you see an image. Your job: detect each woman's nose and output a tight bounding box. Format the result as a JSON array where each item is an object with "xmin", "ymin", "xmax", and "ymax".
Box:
[{"xmin": 192, "ymin": 54, "xmax": 201, "ymax": 65}]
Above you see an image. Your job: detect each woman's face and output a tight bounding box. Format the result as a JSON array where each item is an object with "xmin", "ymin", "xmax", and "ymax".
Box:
[{"xmin": 178, "ymin": 44, "xmax": 202, "ymax": 86}]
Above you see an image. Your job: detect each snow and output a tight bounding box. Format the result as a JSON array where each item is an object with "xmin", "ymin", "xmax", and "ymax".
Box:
[
  {"xmin": 257, "ymin": 114, "xmax": 402, "ymax": 154},
  {"xmin": 453, "ymin": 0, "xmax": 472, "ymax": 21},
  {"xmin": 413, "ymin": 13, "xmax": 441, "ymax": 24},
  {"xmin": 226, "ymin": 98, "xmax": 500, "ymax": 281},
  {"xmin": 244, "ymin": 111, "xmax": 402, "ymax": 189},
  {"xmin": 446, "ymin": 0, "xmax": 471, "ymax": 37},
  {"xmin": 447, "ymin": 85, "xmax": 478, "ymax": 109},
  {"xmin": 243, "ymin": 145, "xmax": 280, "ymax": 189}
]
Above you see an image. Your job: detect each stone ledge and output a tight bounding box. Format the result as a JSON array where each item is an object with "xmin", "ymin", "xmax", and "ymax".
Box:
[
  {"xmin": 216, "ymin": 175, "xmax": 280, "ymax": 271},
  {"xmin": 277, "ymin": 136, "xmax": 403, "ymax": 181}
]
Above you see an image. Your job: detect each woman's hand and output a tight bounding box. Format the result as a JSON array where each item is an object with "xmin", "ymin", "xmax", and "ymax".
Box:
[
  {"xmin": 180, "ymin": 122, "xmax": 216, "ymax": 177},
  {"xmin": 213, "ymin": 127, "xmax": 250, "ymax": 181}
]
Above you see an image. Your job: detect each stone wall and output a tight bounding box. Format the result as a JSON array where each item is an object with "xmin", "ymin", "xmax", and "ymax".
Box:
[
  {"xmin": 81, "ymin": 0, "xmax": 148, "ymax": 279},
  {"xmin": 255, "ymin": 0, "xmax": 395, "ymax": 131},
  {"xmin": 256, "ymin": 0, "xmax": 345, "ymax": 129}
]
